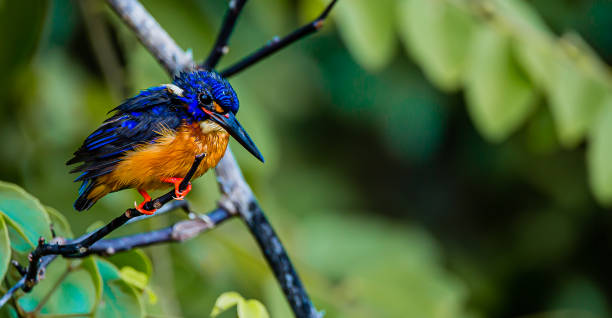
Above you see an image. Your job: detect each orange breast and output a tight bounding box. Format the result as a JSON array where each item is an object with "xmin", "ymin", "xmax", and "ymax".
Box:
[{"xmin": 87, "ymin": 122, "xmax": 229, "ymax": 200}]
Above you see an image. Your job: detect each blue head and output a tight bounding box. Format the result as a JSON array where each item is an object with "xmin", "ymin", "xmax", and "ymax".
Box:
[
  {"xmin": 173, "ymin": 71, "xmax": 239, "ymax": 121},
  {"xmin": 171, "ymin": 70, "xmax": 263, "ymax": 162}
]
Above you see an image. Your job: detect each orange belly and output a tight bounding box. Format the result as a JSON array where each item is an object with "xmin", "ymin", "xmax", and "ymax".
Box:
[{"xmin": 87, "ymin": 122, "xmax": 229, "ymax": 201}]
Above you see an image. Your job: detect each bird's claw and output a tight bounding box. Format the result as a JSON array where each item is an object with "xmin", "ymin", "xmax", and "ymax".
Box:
[
  {"xmin": 134, "ymin": 201, "xmax": 156, "ymax": 215},
  {"xmin": 173, "ymin": 183, "xmax": 192, "ymax": 200},
  {"xmin": 162, "ymin": 177, "xmax": 192, "ymax": 201}
]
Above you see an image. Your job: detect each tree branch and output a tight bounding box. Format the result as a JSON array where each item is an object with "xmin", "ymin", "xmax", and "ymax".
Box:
[
  {"xmin": 2, "ymin": 1, "xmax": 328, "ymax": 317},
  {"xmin": 21, "ymin": 154, "xmax": 205, "ymax": 292},
  {"xmin": 202, "ymin": 0, "xmax": 249, "ymax": 70},
  {"xmin": 0, "ymin": 205, "xmax": 228, "ymax": 309},
  {"xmin": 76, "ymin": 208, "xmax": 232, "ymax": 257},
  {"xmin": 107, "ymin": 1, "xmax": 322, "ymax": 317},
  {"xmin": 221, "ymin": 0, "xmax": 337, "ymax": 78}
]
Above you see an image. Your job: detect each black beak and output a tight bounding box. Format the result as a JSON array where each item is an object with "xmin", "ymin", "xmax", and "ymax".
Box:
[{"xmin": 207, "ymin": 111, "xmax": 264, "ymax": 162}]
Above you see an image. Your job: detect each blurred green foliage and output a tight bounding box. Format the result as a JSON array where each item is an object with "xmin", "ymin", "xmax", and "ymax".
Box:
[
  {"xmin": 211, "ymin": 292, "xmax": 270, "ymax": 318},
  {"xmin": 0, "ymin": 0, "xmax": 611, "ymax": 317},
  {"xmin": 0, "ymin": 182, "xmax": 147, "ymax": 317}
]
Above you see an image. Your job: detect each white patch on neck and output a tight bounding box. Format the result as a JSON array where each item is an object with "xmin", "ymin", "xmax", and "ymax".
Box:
[
  {"xmin": 200, "ymin": 120, "xmax": 224, "ymax": 134},
  {"xmin": 164, "ymin": 84, "xmax": 184, "ymax": 96}
]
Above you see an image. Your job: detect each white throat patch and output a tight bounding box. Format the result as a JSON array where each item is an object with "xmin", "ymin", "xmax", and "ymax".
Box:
[{"xmin": 200, "ymin": 120, "xmax": 224, "ymax": 134}]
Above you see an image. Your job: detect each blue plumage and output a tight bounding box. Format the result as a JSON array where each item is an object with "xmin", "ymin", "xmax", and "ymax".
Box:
[
  {"xmin": 68, "ymin": 83, "xmax": 187, "ymax": 211},
  {"xmin": 173, "ymin": 71, "xmax": 240, "ymax": 116},
  {"xmin": 86, "ymin": 135, "xmax": 120, "ymax": 150},
  {"xmin": 68, "ymin": 70, "xmax": 258, "ymax": 211}
]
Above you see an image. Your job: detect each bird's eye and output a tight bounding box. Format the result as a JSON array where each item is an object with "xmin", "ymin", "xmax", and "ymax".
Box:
[{"xmin": 198, "ymin": 93, "xmax": 213, "ymax": 106}]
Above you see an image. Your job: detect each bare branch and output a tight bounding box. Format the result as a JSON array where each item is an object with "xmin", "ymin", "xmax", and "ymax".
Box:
[
  {"xmin": 202, "ymin": 0, "xmax": 249, "ymax": 70},
  {"xmin": 77, "ymin": 208, "xmax": 232, "ymax": 257},
  {"xmin": 126, "ymin": 199, "xmax": 190, "ymax": 225},
  {"xmin": 0, "ymin": 206, "xmax": 231, "ymax": 308},
  {"xmin": 2, "ymin": 1, "xmax": 330, "ymax": 317},
  {"xmin": 107, "ymin": 2, "xmax": 323, "ymax": 317},
  {"xmin": 0, "ymin": 255, "xmax": 56, "ymax": 308},
  {"xmin": 22, "ymin": 155, "xmax": 205, "ymax": 292},
  {"xmin": 0, "ymin": 199, "xmax": 201, "ymax": 308},
  {"xmin": 221, "ymin": 0, "xmax": 338, "ymax": 78},
  {"xmin": 105, "ymin": 2, "xmax": 322, "ymax": 316}
]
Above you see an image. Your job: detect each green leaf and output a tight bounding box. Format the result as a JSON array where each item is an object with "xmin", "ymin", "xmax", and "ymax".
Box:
[
  {"xmin": 237, "ymin": 299, "xmax": 270, "ymax": 318},
  {"xmin": 0, "ymin": 181, "xmax": 51, "ymax": 253},
  {"xmin": 587, "ymin": 98, "xmax": 612, "ymax": 205},
  {"xmin": 38, "ymin": 269, "xmax": 98, "ymax": 315},
  {"xmin": 95, "ymin": 259, "xmax": 144, "ymax": 318},
  {"xmin": 107, "ymin": 249, "xmax": 152, "ymax": 278},
  {"xmin": 0, "ymin": 215, "xmax": 10, "ymax": 281},
  {"xmin": 490, "ymin": 0, "xmax": 550, "ymax": 32},
  {"xmin": 110, "ymin": 251, "xmax": 156, "ymax": 305},
  {"xmin": 119, "ymin": 267, "xmax": 148, "ymax": 290},
  {"xmin": 0, "ymin": 215, "xmax": 33, "ymax": 251},
  {"xmin": 513, "ymin": 35, "xmax": 554, "ymax": 89},
  {"xmin": 18, "ymin": 258, "xmax": 97, "ymax": 316},
  {"xmin": 119, "ymin": 266, "xmax": 157, "ymax": 304},
  {"xmin": 332, "ymin": 0, "xmax": 396, "ymax": 71},
  {"xmin": 81, "ymin": 257, "xmax": 103, "ymax": 309},
  {"xmin": 211, "ymin": 292, "xmax": 242, "ymax": 317},
  {"xmin": 547, "ymin": 51, "xmax": 610, "ymax": 148},
  {"xmin": 211, "ymin": 292, "xmax": 270, "ymax": 318},
  {"xmin": 464, "ymin": 26, "xmax": 537, "ymax": 142},
  {"xmin": 399, "ymin": 0, "xmax": 475, "ymax": 91},
  {"xmin": 44, "ymin": 206, "xmax": 73, "ymax": 238}
]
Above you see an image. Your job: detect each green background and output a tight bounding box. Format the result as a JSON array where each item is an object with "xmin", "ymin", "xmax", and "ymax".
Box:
[{"xmin": 1, "ymin": 0, "xmax": 612, "ymax": 317}]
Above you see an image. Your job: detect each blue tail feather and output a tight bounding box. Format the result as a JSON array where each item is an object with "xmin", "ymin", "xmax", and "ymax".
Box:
[{"xmin": 74, "ymin": 180, "xmax": 96, "ymax": 211}]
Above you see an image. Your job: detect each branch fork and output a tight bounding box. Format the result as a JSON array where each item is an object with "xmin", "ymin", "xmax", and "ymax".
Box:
[
  {"xmin": 22, "ymin": 154, "xmax": 205, "ymax": 291},
  {"xmin": 1, "ymin": 1, "xmax": 339, "ymax": 317}
]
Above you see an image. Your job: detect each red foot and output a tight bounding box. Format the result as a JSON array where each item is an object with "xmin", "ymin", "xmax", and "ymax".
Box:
[
  {"xmin": 135, "ymin": 189, "xmax": 157, "ymax": 215},
  {"xmin": 162, "ymin": 177, "xmax": 192, "ymax": 200}
]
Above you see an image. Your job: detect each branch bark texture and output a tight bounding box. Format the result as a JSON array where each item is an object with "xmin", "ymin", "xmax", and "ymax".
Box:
[
  {"xmin": 0, "ymin": 1, "xmax": 322, "ymax": 317},
  {"xmin": 105, "ymin": 1, "xmax": 321, "ymax": 316}
]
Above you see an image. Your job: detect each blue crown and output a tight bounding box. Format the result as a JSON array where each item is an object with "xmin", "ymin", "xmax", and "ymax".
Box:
[{"xmin": 173, "ymin": 70, "xmax": 239, "ymax": 114}]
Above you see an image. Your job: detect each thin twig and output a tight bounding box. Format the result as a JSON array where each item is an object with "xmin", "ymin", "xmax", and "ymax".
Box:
[
  {"xmin": 125, "ymin": 199, "xmax": 190, "ymax": 225},
  {"xmin": 0, "ymin": 254, "xmax": 56, "ymax": 308},
  {"xmin": 0, "ymin": 280, "xmax": 24, "ymax": 308},
  {"xmin": 22, "ymin": 155, "xmax": 205, "ymax": 292},
  {"xmin": 0, "ymin": 207, "xmax": 229, "ymax": 308},
  {"xmin": 1, "ymin": 1, "xmax": 334, "ymax": 317},
  {"xmin": 221, "ymin": 0, "xmax": 338, "ymax": 78},
  {"xmin": 73, "ymin": 208, "xmax": 232, "ymax": 257},
  {"xmin": 202, "ymin": 0, "xmax": 248, "ymax": 70},
  {"xmin": 107, "ymin": 1, "xmax": 324, "ymax": 317},
  {"xmin": 0, "ymin": 201, "xmax": 202, "ymax": 309}
]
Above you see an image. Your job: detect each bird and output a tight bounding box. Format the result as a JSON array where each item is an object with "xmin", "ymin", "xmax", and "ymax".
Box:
[{"xmin": 67, "ymin": 70, "xmax": 263, "ymax": 215}]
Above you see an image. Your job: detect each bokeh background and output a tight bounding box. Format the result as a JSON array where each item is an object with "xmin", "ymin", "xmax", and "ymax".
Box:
[{"xmin": 1, "ymin": 0, "xmax": 612, "ymax": 317}]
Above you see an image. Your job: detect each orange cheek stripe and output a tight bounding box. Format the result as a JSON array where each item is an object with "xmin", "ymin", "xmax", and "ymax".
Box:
[{"xmin": 213, "ymin": 102, "xmax": 224, "ymax": 113}]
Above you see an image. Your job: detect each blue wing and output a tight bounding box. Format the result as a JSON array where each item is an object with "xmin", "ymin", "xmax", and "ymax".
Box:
[{"xmin": 67, "ymin": 86, "xmax": 187, "ymax": 209}]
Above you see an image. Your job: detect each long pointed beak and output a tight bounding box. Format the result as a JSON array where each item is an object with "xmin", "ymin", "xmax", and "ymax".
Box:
[{"xmin": 207, "ymin": 111, "xmax": 264, "ymax": 162}]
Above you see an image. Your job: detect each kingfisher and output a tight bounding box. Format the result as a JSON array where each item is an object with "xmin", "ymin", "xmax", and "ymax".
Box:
[{"xmin": 67, "ymin": 70, "xmax": 263, "ymax": 215}]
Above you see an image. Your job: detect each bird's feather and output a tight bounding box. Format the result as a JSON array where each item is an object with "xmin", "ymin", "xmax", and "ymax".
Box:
[{"xmin": 68, "ymin": 86, "xmax": 186, "ymax": 210}]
